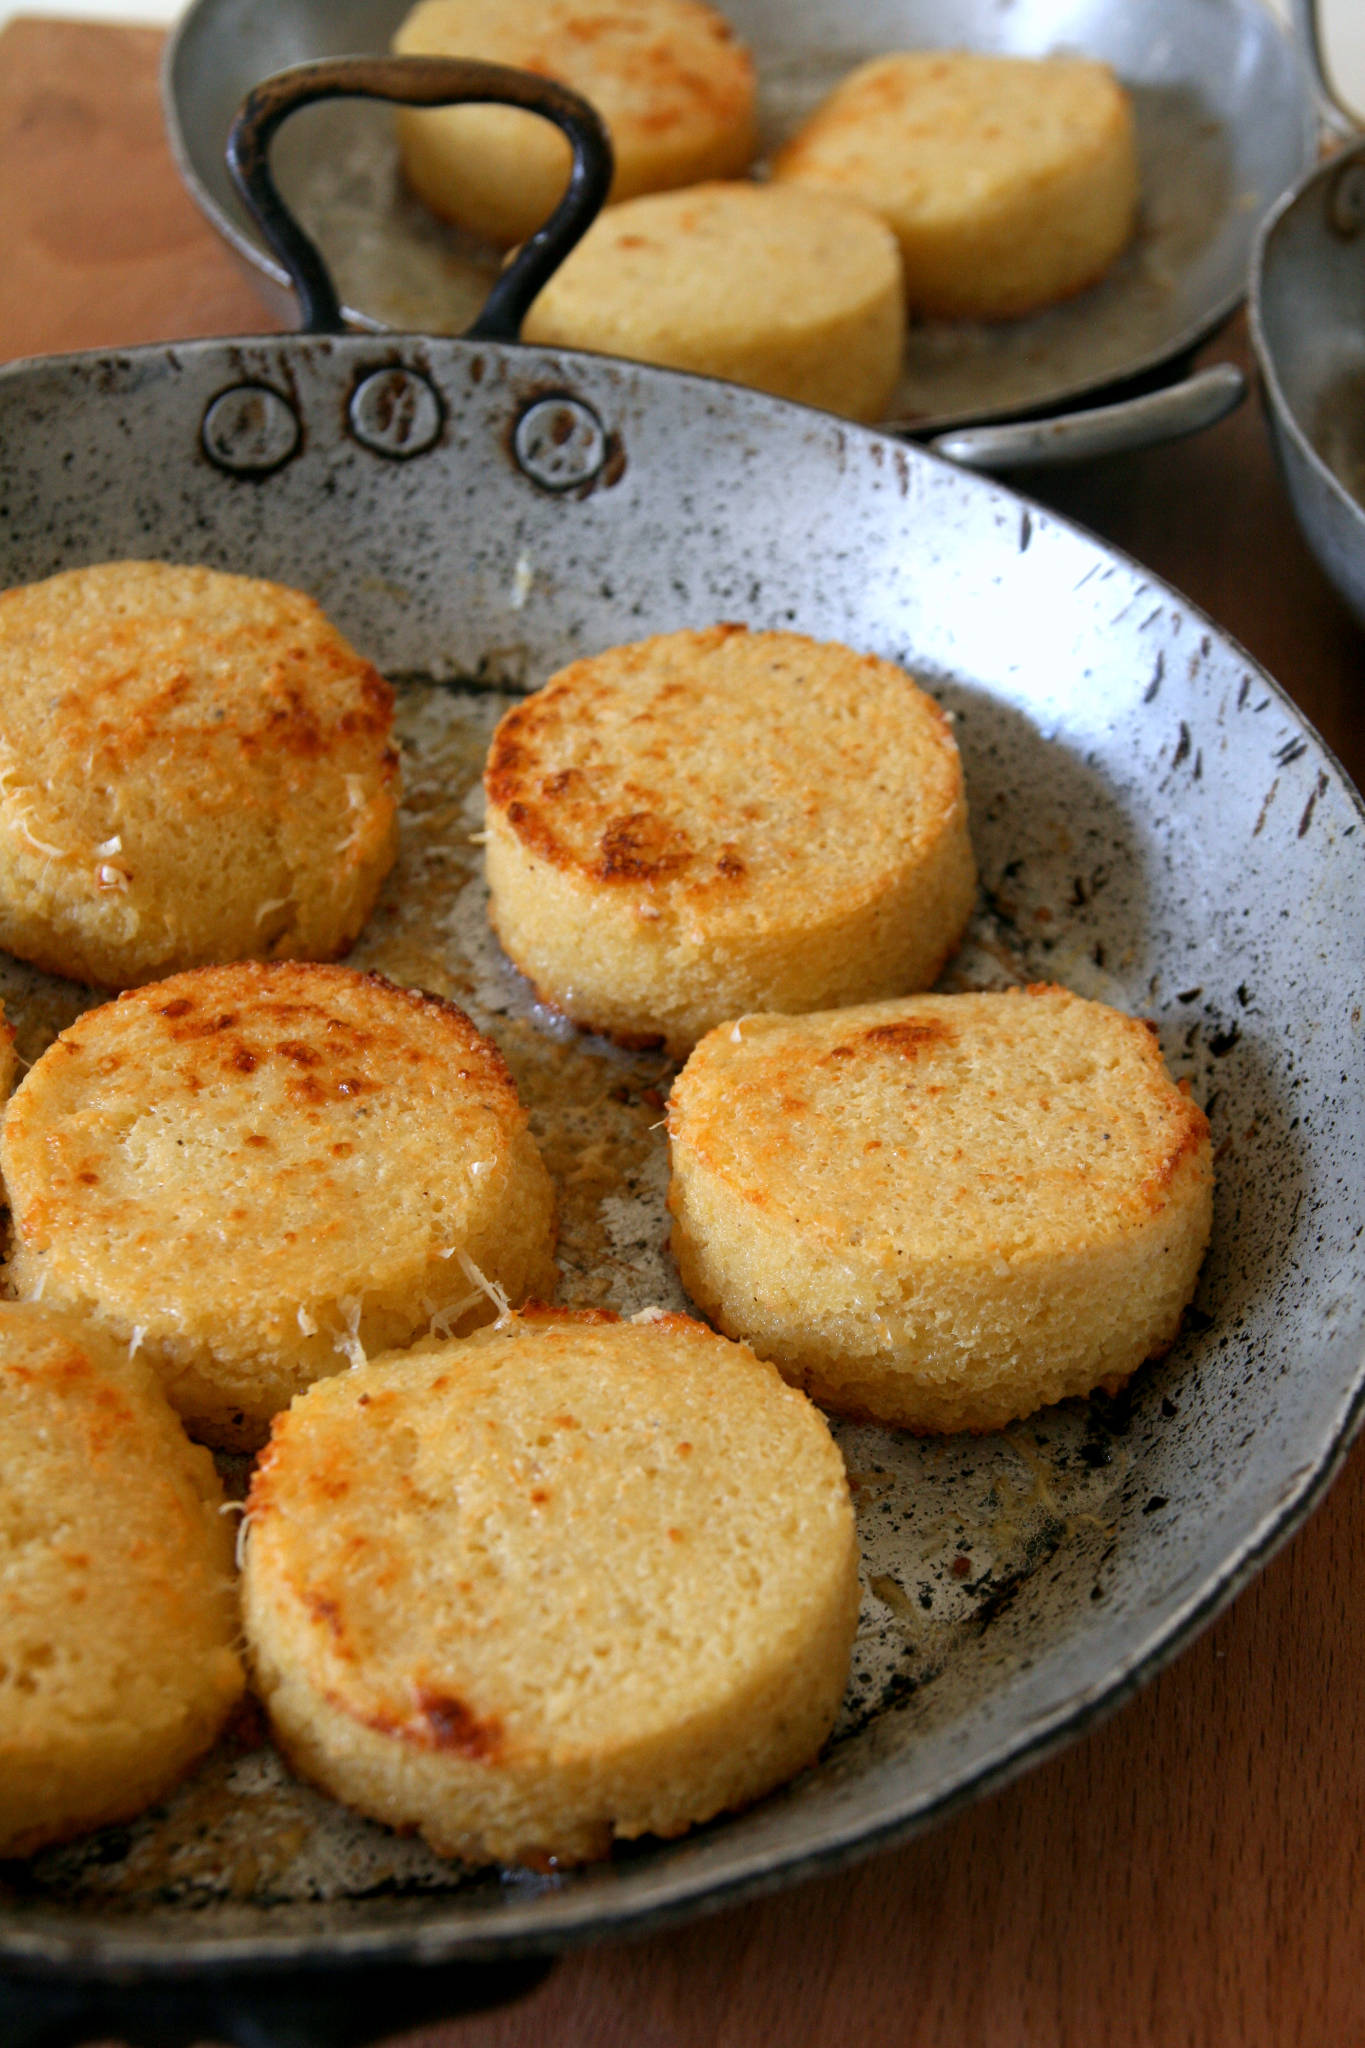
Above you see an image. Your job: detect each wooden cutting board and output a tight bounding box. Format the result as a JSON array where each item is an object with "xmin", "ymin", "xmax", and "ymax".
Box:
[{"xmin": 1, "ymin": 19, "xmax": 1363, "ymax": 2047}]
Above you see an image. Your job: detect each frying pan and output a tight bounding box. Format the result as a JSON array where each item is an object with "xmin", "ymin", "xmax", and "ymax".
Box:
[
  {"xmin": 162, "ymin": 0, "xmax": 1321, "ymax": 465},
  {"xmin": 1, "ymin": 55, "xmax": 1364, "ymax": 2048},
  {"xmin": 1250, "ymin": 123, "xmax": 1365, "ymax": 629}
]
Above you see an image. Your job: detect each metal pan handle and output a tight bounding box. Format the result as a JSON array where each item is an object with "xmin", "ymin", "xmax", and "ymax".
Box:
[
  {"xmin": 928, "ymin": 363, "xmax": 1246, "ymax": 472},
  {"xmin": 226, "ymin": 56, "xmax": 613, "ymax": 340}
]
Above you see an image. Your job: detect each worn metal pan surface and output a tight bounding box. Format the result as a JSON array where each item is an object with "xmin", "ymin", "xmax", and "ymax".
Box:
[
  {"xmin": 164, "ymin": 0, "xmax": 1315, "ymax": 443},
  {"xmin": 1251, "ymin": 130, "xmax": 1365, "ymax": 628},
  {"xmin": 1, "ymin": 54, "xmax": 1363, "ymax": 2048}
]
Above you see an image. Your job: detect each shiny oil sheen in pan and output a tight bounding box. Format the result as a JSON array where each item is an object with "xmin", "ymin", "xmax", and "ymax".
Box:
[{"xmin": 0, "ymin": 677, "xmax": 1152, "ymax": 1918}]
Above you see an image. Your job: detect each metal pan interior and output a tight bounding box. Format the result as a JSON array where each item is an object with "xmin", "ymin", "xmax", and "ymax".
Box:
[
  {"xmin": 164, "ymin": 0, "xmax": 1314, "ymax": 434},
  {"xmin": 0, "ymin": 335, "xmax": 1360, "ymax": 1969}
]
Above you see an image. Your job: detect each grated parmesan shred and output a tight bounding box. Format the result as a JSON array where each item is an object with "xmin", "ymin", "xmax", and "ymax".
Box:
[
  {"xmin": 453, "ymin": 1249, "xmax": 512, "ymax": 1323},
  {"xmin": 333, "ymin": 1295, "xmax": 368, "ymax": 1370},
  {"xmin": 428, "ymin": 1289, "xmax": 485, "ymax": 1338}
]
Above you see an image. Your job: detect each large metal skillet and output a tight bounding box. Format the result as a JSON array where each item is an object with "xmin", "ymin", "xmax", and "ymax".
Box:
[
  {"xmin": 1, "ymin": 55, "xmax": 1364, "ymax": 2048},
  {"xmin": 164, "ymin": 0, "xmax": 1323, "ymax": 467}
]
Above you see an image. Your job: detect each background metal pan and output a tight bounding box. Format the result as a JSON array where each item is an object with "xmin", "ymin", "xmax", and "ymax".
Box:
[
  {"xmin": 164, "ymin": 0, "xmax": 1316, "ymax": 437},
  {"xmin": 1251, "ymin": 132, "xmax": 1365, "ymax": 628}
]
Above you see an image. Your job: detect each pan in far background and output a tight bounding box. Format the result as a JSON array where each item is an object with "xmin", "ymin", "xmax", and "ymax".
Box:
[
  {"xmin": 1251, "ymin": 126, "xmax": 1365, "ymax": 629},
  {"xmin": 154, "ymin": 0, "xmax": 1333, "ymax": 447}
]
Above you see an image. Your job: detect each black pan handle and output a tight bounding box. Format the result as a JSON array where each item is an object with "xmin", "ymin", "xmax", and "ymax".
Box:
[
  {"xmin": 0, "ymin": 1953, "xmax": 554, "ymax": 2047},
  {"xmin": 225, "ymin": 55, "xmax": 614, "ymax": 340}
]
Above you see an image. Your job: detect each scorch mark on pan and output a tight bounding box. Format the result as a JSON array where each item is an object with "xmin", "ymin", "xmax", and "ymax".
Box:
[
  {"xmin": 1253, "ymin": 775, "xmax": 1284, "ymax": 838},
  {"xmin": 1299, "ymin": 771, "xmax": 1330, "ymax": 838}
]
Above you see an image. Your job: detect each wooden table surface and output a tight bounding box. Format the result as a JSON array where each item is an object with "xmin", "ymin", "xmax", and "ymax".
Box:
[{"xmin": 1, "ymin": 18, "xmax": 1363, "ymax": 2047}]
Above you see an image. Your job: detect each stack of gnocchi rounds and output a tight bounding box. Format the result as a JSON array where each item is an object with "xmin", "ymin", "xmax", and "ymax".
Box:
[
  {"xmin": 394, "ymin": 0, "xmax": 906, "ymax": 422},
  {"xmin": 0, "ymin": 561, "xmax": 874, "ymax": 1876},
  {"xmin": 0, "ymin": 561, "xmax": 569, "ymax": 1855},
  {"xmin": 0, "ymin": 562, "xmax": 559, "ymax": 1457},
  {"xmin": 482, "ymin": 621, "xmax": 1213, "ymax": 1445},
  {"xmin": 390, "ymin": 0, "xmax": 1142, "ymax": 419},
  {"xmin": 0, "ymin": 554, "xmax": 1214, "ymax": 1872}
]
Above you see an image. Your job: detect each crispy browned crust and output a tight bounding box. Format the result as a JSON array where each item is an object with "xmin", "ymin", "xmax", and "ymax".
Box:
[
  {"xmin": 772, "ymin": 50, "xmax": 1137, "ymax": 321},
  {"xmin": 482, "ymin": 624, "xmax": 976, "ymax": 1055},
  {"xmin": 393, "ymin": 0, "xmax": 757, "ymax": 244},
  {"xmin": 0, "ymin": 562, "xmax": 400, "ymax": 987},
  {"xmin": 485, "ymin": 630, "xmax": 757, "ymax": 898},
  {"xmin": 5, "ymin": 962, "xmax": 526, "ymax": 1256},
  {"xmin": 0, "ymin": 1301, "xmax": 243, "ymax": 1856},
  {"xmin": 1, "ymin": 960, "xmax": 558, "ymax": 1444},
  {"xmin": 398, "ymin": 0, "xmax": 755, "ymax": 152},
  {"xmin": 666, "ymin": 985, "xmax": 1214, "ymax": 1432},
  {"xmin": 242, "ymin": 1313, "xmax": 858, "ymax": 1867},
  {"xmin": 485, "ymin": 622, "xmax": 964, "ymax": 890}
]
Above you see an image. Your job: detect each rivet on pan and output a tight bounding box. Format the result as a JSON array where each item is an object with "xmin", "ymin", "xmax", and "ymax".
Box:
[
  {"xmin": 201, "ymin": 384, "xmax": 301, "ymax": 476},
  {"xmin": 1327, "ymin": 159, "xmax": 1365, "ymax": 239},
  {"xmin": 348, "ymin": 368, "xmax": 444, "ymax": 459},
  {"xmin": 513, "ymin": 395, "xmax": 608, "ymax": 492}
]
